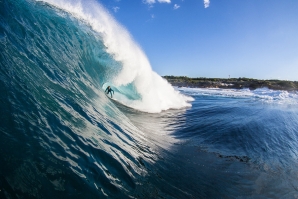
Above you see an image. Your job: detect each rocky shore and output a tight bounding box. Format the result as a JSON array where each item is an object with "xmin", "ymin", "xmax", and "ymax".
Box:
[{"xmin": 163, "ymin": 76, "xmax": 298, "ymax": 91}]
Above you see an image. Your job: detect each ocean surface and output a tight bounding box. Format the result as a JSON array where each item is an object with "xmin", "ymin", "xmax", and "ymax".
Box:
[{"xmin": 1, "ymin": 0, "xmax": 298, "ymax": 198}]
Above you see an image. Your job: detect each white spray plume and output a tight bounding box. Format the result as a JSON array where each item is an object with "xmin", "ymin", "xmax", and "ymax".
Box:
[
  {"xmin": 113, "ymin": 7, "xmax": 120, "ymax": 13},
  {"xmin": 174, "ymin": 4, "xmax": 180, "ymax": 10},
  {"xmin": 158, "ymin": 0, "xmax": 171, "ymax": 3},
  {"xmin": 144, "ymin": 0, "xmax": 171, "ymax": 4},
  {"xmin": 144, "ymin": 0, "xmax": 155, "ymax": 4},
  {"xmin": 36, "ymin": 0, "xmax": 192, "ymax": 112},
  {"xmin": 204, "ymin": 0, "xmax": 210, "ymax": 8}
]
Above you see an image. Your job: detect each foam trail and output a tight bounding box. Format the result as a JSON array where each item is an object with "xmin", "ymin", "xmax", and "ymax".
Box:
[{"xmin": 36, "ymin": 0, "xmax": 192, "ymax": 112}]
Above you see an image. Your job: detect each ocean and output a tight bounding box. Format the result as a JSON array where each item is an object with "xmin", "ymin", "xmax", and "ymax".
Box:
[{"xmin": 1, "ymin": 0, "xmax": 298, "ymax": 198}]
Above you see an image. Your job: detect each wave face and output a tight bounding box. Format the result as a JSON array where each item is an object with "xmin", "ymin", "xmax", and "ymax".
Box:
[{"xmin": 0, "ymin": 0, "xmax": 177, "ymax": 197}]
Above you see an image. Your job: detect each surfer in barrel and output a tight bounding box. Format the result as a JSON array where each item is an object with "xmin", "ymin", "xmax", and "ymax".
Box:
[{"xmin": 105, "ymin": 86, "xmax": 114, "ymax": 98}]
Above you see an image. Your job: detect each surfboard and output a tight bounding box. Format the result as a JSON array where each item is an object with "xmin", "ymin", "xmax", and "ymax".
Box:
[{"xmin": 105, "ymin": 94, "xmax": 134, "ymax": 110}]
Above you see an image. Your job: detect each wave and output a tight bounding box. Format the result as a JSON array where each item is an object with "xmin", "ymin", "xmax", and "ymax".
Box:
[
  {"xmin": 35, "ymin": 0, "xmax": 192, "ymax": 113},
  {"xmin": 0, "ymin": 0, "xmax": 176, "ymax": 197},
  {"xmin": 179, "ymin": 87, "xmax": 298, "ymax": 105}
]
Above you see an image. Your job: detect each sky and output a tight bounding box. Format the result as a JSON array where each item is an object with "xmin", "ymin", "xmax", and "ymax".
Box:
[{"xmin": 98, "ymin": 0, "xmax": 298, "ymax": 81}]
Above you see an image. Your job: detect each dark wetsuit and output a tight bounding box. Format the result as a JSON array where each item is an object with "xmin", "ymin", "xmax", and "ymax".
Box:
[{"xmin": 105, "ymin": 87, "xmax": 114, "ymax": 98}]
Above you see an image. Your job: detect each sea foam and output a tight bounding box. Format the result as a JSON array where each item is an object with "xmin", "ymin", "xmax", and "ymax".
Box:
[{"xmin": 179, "ymin": 87, "xmax": 298, "ymax": 105}]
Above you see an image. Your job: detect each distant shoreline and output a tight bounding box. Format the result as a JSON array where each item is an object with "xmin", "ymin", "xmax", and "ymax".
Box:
[{"xmin": 163, "ymin": 76, "xmax": 298, "ymax": 91}]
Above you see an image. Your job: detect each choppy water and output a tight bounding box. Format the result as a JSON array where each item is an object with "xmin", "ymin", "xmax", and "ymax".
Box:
[{"xmin": 1, "ymin": 0, "xmax": 298, "ymax": 198}]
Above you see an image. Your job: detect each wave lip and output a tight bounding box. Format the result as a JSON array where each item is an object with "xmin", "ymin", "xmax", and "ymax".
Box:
[{"xmin": 36, "ymin": 0, "xmax": 192, "ymax": 113}]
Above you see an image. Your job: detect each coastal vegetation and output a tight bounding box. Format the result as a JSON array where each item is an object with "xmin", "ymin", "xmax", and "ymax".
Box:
[{"xmin": 163, "ymin": 76, "xmax": 298, "ymax": 91}]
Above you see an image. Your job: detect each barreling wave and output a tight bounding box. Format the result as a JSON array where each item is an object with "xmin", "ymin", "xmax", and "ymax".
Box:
[
  {"xmin": 33, "ymin": 0, "xmax": 192, "ymax": 113},
  {"xmin": 0, "ymin": 0, "xmax": 189, "ymax": 197}
]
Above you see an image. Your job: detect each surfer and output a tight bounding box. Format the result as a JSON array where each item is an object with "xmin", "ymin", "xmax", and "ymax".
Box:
[{"xmin": 105, "ymin": 86, "xmax": 114, "ymax": 98}]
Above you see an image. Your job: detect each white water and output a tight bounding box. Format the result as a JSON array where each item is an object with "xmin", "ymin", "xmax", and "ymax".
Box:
[
  {"xmin": 179, "ymin": 87, "xmax": 298, "ymax": 105},
  {"xmin": 36, "ymin": 0, "xmax": 192, "ymax": 112}
]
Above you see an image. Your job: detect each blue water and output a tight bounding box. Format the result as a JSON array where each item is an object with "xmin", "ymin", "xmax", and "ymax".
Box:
[{"xmin": 1, "ymin": 0, "xmax": 298, "ymax": 198}]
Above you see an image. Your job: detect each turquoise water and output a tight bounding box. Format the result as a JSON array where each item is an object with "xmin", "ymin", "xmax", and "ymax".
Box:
[{"xmin": 1, "ymin": 0, "xmax": 298, "ymax": 198}]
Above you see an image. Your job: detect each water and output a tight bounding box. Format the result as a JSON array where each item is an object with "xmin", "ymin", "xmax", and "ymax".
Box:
[{"xmin": 1, "ymin": 0, "xmax": 298, "ymax": 198}]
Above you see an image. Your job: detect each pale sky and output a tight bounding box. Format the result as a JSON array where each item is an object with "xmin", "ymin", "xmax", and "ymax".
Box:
[{"xmin": 99, "ymin": 0, "xmax": 298, "ymax": 81}]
